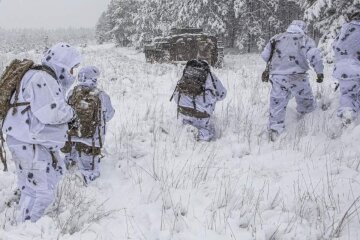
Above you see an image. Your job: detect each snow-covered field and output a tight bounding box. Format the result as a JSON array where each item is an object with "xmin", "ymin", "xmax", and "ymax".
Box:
[{"xmin": 1, "ymin": 44, "xmax": 360, "ymax": 240}]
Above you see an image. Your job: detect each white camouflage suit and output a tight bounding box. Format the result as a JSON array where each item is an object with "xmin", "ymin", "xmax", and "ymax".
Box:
[
  {"xmin": 261, "ymin": 20, "xmax": 324, "ymax": 134},
  {"xmin": 173, "ymin": 72, "xmax": 227, "ymax": 141},
  {"xmin": 65, "ymin": 66, "xmax": 115, "ymax": 184},
  {"xmin": 2, "ymin": 43, "xmax": 82, "ymax": 222},
  {"xmin": 333, "ymin": 18, "xmax": 360, "ymax": 121}
]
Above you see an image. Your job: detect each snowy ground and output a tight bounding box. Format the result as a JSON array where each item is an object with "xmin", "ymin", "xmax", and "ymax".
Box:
[{"xmin": 1, "ymin": 44, "xmax": 360, "ymax": 240}]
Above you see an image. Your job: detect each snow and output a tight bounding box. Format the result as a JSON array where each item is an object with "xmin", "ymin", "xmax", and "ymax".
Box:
[{"xmin": 1, "ymin": 44, "xmax": 360, "ymax": 239}]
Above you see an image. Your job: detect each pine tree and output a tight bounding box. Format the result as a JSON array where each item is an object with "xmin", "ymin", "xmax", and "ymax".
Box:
[
  {"xmin": 132, "ymin": 0, "xmax": 172, "ymax": 45},
  {"xmin": 96, "ymin": 0, "xmax": 304, "ymax": 52},
  {"xmin": 96, "ymin": 12, "xmax": 112, "ymax": 44},
  {"xmin": 304, "ymin": 0, "xmax": 360, "ymax": 59},
  {"xmin": 108, "ymin": 0, "xmax": 140, "ymax": 46}
]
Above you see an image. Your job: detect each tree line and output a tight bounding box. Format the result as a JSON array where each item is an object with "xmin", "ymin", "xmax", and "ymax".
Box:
[
  {"xmin": 304, "ymin": 0, "xmax": 360, "ymax": 60},
  {"xmin": 96, "ymin": 0, "xmax": 359, "ymax": 55},
  {"xmin": 96, "ymin": 0, "xmax": 303, "ymax": 52}
]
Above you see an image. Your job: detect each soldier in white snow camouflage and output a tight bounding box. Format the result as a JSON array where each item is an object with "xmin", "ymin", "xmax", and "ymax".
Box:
[
  {"xmin": 64, "ymin": 66, "xmax": 115, "ymax": 184},
  {"xmin": 333, "ymin": 12, "xmax": 360, "ymax": 124},
  {"xmin": 261, "ymin": 20, "xmax": 324, "ymax": 139},
  {"xmin": 3, "ymin": 43, "xmax": 81, "ymax": 222},
  {"xmin": 172, "ymin": 60, "xmax": 226, "ymax": 141}
]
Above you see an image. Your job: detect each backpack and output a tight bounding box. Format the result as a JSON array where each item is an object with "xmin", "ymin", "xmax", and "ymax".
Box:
[
  {"xmin": 0, "ymin": 59, "xmax": 57, "ymax": 171},
  {"xmin": 0, "ymin": 59, "xmax": 34, "ymax": 172},
  {"xmin": 68, "ymin": 86, "xmax": 102, "ymax": 139},
  {"xmin": 177, "ymin": 59, "xmax": 210, "ymax": 96},
  {"xmin": 64, "ymin": 86, "xmax": 103, "ymax": 166},
  {"xmin": 171, "ymin": 59, "xmax": 214, "ymax": 119},
  {"xmin": 0, "ymin": 59, "xmax": 34, "ymax": 121}
]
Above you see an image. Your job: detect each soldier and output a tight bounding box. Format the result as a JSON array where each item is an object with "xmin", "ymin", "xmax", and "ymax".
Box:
[
  {"xmin": 2, "ymin": 43, "xmax": 81, "ymax": 222},
  {"xmin": 63, "ymin": 66, "xmax": 115, "ymax": 185},
  {"xmin": 333, "ymin": 12, "xmax": 360, "ymax": 125},
  {"xmin": 261, "ymin": 20, "xmax": 324, "ymax": 141},
  {"xmin": 171, "ymin": 59, "xmax": 226, "ymax": 141}
]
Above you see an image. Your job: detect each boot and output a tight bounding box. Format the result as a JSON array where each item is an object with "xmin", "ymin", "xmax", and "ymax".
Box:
[{"xmin": 269, "ymin": 129, "xmax": 279, "ymax": 142}]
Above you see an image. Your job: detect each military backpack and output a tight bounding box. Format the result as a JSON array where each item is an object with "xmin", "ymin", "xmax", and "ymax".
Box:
[
  {"xmin": 0, "ymin": 59, "xmax": 57, "ymax": 171},
  {"xmin": 67, "ymin": 86, "xmax": 102, "ymax": 139},
  {"xmin": 171, "ymin": 59, "xmax": 217, "ymax": 119},
  {"xmin": 62, "ymin": 86, "xmax": 103, "ymax": 169}
]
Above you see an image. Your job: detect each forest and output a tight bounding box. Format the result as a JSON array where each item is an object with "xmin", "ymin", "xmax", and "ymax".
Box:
[
  {"xmin": 0, "ymin": 28, "xmax": 94, "ymax": 53},
  {"xmin": 1, "ymin": 0, "xmax": 360, "ymax": 239},
  {"xmin": 96, "ymin": 0, "xmax": 359, "ymax": 56}
]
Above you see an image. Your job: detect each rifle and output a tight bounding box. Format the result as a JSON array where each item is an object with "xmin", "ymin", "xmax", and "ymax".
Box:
[
  {"xmin": 262, "ymin": 40, "xmax": 277, "ymax": 82},
  {"xmin": 169, "ymin": 85, "xmax": 178, "ymax": 102}
]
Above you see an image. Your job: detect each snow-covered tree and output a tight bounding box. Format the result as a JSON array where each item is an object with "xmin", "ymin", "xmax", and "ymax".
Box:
[
  {"xmin": 105, "ymin": 0, "xmax": 139, "ymax": 46},
  {"xmin": 96, "ymin": 12, "xmax": 113, "ymax": 44},
  {"xmin": 0, "ymin": 28, "xmax": 94, "ymax": 53},
  {"xmin": 232, "ymin": 0, "xmax": 302, "ymax": 52},
  {"xmin": 304, "ymin": 0, "xmax": 360, "ymax": 60},
  {"xmin": 96, "ymin": 0, "xmax": 304, "ymax": 51},
  {"xmin": 132, "ymin": 0, "xmax": 173, "ymax": 45}
]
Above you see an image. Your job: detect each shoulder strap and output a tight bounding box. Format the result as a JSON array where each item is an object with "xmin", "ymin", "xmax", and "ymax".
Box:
[
  {"xmin": 68, "ymin": 85, "xmax": 80, "ymax": 105},
  {"xmin": 0, "ymin": 128, "xmax": 8, "ymax": 171},
  {"xmin": 267, "ymin": 39, "xmax": 277, "ymax": 64},
  {"xmin": 31, "ymin": 65, "xmax": 57, "ymax": 80},
  {"xmin": 209, "ymin": 72, "xmax": 217, "ymax": 90},
  {"xmin": 7, "ymin": 64, "xmax": 57, "ymax": 116}
]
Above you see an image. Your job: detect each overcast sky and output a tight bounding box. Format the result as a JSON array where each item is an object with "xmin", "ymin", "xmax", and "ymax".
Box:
[{"xmin": 0, "ymin": 0, "xmax": 111, "ymax": 29}]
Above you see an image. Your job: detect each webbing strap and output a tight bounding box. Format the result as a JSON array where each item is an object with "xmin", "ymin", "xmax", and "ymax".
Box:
[
  {"xmin": 11, "ymin": 65, "xmax": 56, "ymax": 116},
  {"xmin": 0, "ymin": 128, "xmax": 8, "ymax": 172},
  {"xmin": 31, "ymin": 65, "xmax": 57, "ymax": 80},
  {"xmin": 50, "ymin": 151, "xmax": 58, "ymax": 169},
  {"xmin": 9, "ymin": 102, "xmax": 30, "ymax": 107}
]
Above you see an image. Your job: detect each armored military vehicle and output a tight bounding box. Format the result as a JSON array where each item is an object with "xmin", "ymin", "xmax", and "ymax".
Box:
[{"xmin": 144, "ymin": 28, "xmax": 224, "ymax": 67}]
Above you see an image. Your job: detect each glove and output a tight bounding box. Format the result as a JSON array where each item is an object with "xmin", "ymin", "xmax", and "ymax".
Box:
[{"xmin": 316, "ymin": 73, "xmax": 324, "ymax": 83}]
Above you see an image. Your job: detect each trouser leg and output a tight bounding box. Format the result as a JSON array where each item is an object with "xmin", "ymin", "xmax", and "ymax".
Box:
[
  {"xmin": 337, "ymin": 79, "xmax": 360, "ymax": 120},
  {"xmin": 290, "ymin": 77, "xmax": 316, "ymax": 115},
  {"xmin": 183, "ymin": 116, "xmax": 214, "ymax": 141},
  {"xmin": 51, "ymin": 150, "xmax": 64, "ymax": 184},
  {"xmin": 64, "ymin": 145, "xmax": 77, "ymax": 169},
  {"xmin": 77, "ymin": 151, "xmax": 101, "ymax": 183},
  {"xmin": 196, "ymin": 118, "xmax": 214, "ymax": 141},
  {"xmin": 268, "ymin": 77, "xmax": 291, "ymax": 134},
  {"xmin": 8, "ymin": 142, "xmax": 60, "ymax": 222}
]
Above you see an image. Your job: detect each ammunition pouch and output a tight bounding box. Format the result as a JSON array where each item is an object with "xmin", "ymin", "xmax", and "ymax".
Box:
[
  {"xmin": 60, "ymin": 141, "xmax": 73, "ymax": 154},
  {"xmin": 75, "ymin": 142, "xmax": 101, "ymax": 156}
]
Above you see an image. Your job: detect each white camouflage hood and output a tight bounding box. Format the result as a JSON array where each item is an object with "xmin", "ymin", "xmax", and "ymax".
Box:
[
  {"xmin": 77, "ymin": 66, "xmax": 100, "ymax": 88},
  {"xmin": 287, "ymin": 20, "xmax": 308, "ymax": 35},
  {"xmin": 42, "ymin": 42, "xmax": 82, "ymax": 90}
]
